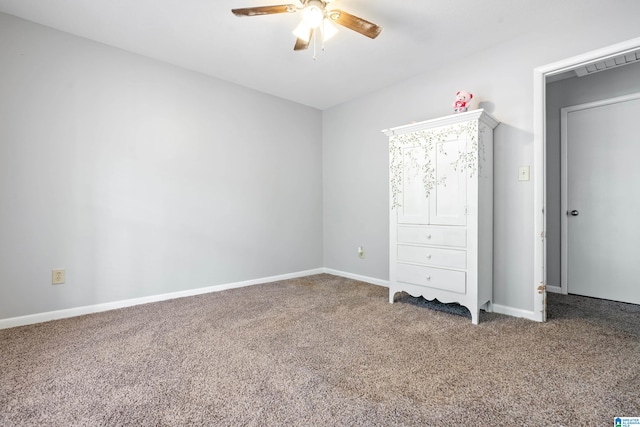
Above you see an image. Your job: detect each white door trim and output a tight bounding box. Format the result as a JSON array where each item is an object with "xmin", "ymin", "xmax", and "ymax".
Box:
[{"xmin": 532, "ymin": 36, "xmax": 640, "ymax": 322}]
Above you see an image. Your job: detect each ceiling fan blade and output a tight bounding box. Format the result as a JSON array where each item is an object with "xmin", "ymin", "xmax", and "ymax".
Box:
[
  {"xmin": 294, "ymin": 28, "xmax": 314, "ymax": 51},
  {"xmin": 328, "ymin": 9, "xmax": 382, "ymax": 39},
  {"xmin": 232, "ymin": 5, "xmax": 297, "ymax": 17}
]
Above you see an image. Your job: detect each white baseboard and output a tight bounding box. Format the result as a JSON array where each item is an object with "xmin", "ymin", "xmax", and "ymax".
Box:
[
  {"xmin": 546, "ymin": 285, "xmax": 563, "ymax": 294},
  {"xmin": 0, "ymin": 268, "xmax": 324, "ymax": 330},
  {"xmin": 323, "ymin": 268, "xmax": 390, "ymax": 288},
  {"xmin": 1, "ymin": 267, "xmax": 544, "ymax": 329},
  {"xmin": 324, "ymin": 269, "xmax": 546, "ymax": 322},
  {"xmin": 324, "ymin": 269, "xmax": 543, "ymax": 322},
  {"xmin": 491, "ymin": 304, "xmax": 542, "ymax": 322}
]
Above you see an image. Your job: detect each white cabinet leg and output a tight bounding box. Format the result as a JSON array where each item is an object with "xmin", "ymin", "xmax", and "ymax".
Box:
[{"xmin": 471, "ymin": 310, "xmax": 479, "ymax": 325}]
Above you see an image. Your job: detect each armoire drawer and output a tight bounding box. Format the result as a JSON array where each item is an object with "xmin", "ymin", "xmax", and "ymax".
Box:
[
  {"xmin": 396, "ymin": 263, "xmax": 466, "ymax": 294},
  {"xmin": 397, "ymin": 245, "xmax": 466, "ymax": 269},
  {"xmin": 397, "ymin": 226, "xmax": 466, "ymax": 247}
]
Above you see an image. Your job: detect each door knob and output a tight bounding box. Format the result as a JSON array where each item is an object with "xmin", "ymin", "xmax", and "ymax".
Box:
[{"xmin": 569, "ymin": 210, "xmax": 579, "ymax": 216}]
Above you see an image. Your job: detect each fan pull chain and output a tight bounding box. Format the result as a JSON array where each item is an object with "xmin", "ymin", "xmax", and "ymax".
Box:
[
  {"xmin": 321, "ymin": 28, "xmax": 326, "ymax": 52},
  {"xmin": 312, "ymin": 29, "xmax": 317, "ymax": 60}
]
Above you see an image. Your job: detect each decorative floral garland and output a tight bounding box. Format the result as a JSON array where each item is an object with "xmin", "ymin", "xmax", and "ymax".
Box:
[{"xmin": 389, "ymin": 120, "xmax": 484, "ymax": 209}]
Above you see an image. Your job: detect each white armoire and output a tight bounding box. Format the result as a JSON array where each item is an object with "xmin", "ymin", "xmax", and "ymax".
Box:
[{"xmin": 383, "ymin": 109, "xmax": 499, "ymax": 324}]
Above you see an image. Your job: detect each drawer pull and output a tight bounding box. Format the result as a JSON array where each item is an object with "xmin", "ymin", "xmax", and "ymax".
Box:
[
  {"xmin": 426, "ymin": 254, "xmax": 432, "ymax": 259},
  {"xmin": 426, "ymin": 276, "xmax": 431, "ymax": 280},
  {"xmin": 426, "ymin": 234, "xmax": 432, "ymax": 239}
]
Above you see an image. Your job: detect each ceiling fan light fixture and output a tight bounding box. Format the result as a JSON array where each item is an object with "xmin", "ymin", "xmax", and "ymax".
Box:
[
  {"xmin": 303, "ymin": 4, "xmax": 324, "ymax": 28},
  {"xmin": 321, "ymin": 19, "xmax": 338, "ymax": 42},
  {"xmin": 231, "ymin": 1, "xmax": 383, "ymax": 56},
  {"xmin": 292, "ymin": 21, "xmax": 312, "ymax": 42}
]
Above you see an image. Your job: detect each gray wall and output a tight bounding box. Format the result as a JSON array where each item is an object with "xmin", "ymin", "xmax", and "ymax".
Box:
[
  {"xmin": 0, "ymin": 13, "xmax": 323, "ymax": 319},
  {"xmin": 322, "ymin": 2, "xmax": 640, "ymax": 313},
  {"xmin": 546, "ymin": 61, "xmax": 640, "ymax": 288},
  {"xmin": 3, "ymin": 1, "xmax": 640, "ymax": 322}
]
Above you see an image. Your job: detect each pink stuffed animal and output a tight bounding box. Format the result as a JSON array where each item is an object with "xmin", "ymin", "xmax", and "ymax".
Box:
[{"xmin": 453, "ymin": 91, "xmax": 473, "ymax": 113}]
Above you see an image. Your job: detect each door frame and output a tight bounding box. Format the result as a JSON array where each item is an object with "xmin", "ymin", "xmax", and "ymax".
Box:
[
  {"xmin": 560, "ymin": 93, "xmax": 640, "ymax": 295},
  {"xmin": 532, "ymin": 36, "xmax": 640, "ymax": 322}
]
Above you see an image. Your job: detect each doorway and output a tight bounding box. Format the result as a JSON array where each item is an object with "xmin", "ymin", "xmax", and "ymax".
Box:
[
  {"xmin": 533, "ymin": 36, "xmax": 640, "ymax": 322},
  {"xmin": 561, "ymin": 93, "xmax": 640, "ymax": 304}
]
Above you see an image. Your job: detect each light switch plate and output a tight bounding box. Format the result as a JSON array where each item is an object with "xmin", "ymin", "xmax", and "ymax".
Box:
[{"xmin": 519, "ymin": 166, "xmax": 530, "ymax": 181}]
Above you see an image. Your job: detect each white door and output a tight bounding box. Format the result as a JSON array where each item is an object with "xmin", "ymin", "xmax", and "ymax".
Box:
[{"xmin": 561, "ymin": 93, "xmax": 640, "ymax": 304}]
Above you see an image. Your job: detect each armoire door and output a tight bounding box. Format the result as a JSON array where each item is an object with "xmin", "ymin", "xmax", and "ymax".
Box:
[
  {"xmin": 395, "ymin": 144, "xmax": 429, "ymax": 224},
  {"xmin": 430, "ymin": 133, "xmax": 467, "ymax": 226},
  {"xmin": 562, "ymin": 93, "xmax": 640, "ymax": 304}
]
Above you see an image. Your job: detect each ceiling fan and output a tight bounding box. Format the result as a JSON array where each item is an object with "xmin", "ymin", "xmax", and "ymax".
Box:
[{"xmin": 231, "ymin": 0, "xmax": 382, "ymax": 56}]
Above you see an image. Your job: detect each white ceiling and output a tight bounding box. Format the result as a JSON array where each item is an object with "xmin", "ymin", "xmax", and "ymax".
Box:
[{"xmin": 0, "ymin": 0, "xmax": 585, "ymax": 109}]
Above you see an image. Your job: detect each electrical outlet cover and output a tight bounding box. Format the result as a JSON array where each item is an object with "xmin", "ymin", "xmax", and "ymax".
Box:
[{"xmin": 52, "ymin": 269, "xmax": 65, "ymax": 285}]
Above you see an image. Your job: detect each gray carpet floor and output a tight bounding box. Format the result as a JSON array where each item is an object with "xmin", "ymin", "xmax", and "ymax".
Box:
[{"xmin": 1, "ymin": 274, "xmax": 638, "ymax": 426}]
